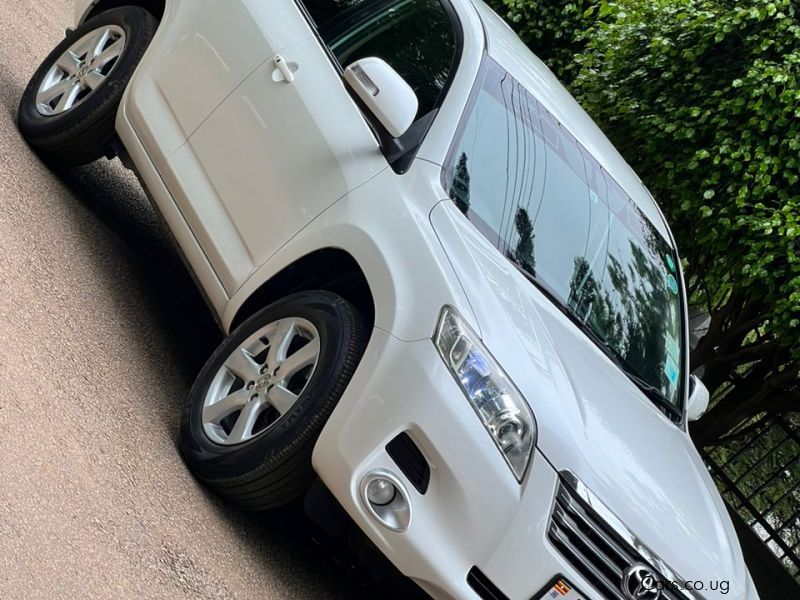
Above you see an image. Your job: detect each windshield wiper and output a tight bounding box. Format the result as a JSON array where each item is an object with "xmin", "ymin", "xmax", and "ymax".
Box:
[
  {"xmin": 567, "ymin": 315, "xmax": 681, "ymax": 421},
  {"xmin": 510, "ymin": 261, "xmax": 682, "ymax": 421},
  {"xmin": 620, "ymin": 366, "xmax": 681, "ymax": 420}
]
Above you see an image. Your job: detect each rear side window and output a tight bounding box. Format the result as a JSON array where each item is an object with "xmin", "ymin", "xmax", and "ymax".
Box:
[
  {"xmin": 300, "ymin": 0, "xmax": 458, "ymax": 119},
  {"xmin": 443, "ymin": 58, "xmax": 685, "ymax": 413}
]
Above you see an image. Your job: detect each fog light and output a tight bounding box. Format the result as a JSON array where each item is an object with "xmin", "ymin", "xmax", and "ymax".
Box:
[
  {"xmin": 366, "ymin": 478, "xmax": 397, "ymax": 506},
  {"xmin": 360, "ymin": 470, "xmax": 411, "ymax": 532}
]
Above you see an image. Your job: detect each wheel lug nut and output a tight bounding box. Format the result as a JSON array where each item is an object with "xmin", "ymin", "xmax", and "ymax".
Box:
[
  {"xmin": 246, "ymin": 382, "xmax": 254, "ymax": 390},
  {"xmin": 250, "ymin": 394, "xmax": 259, "ymax": 401}
]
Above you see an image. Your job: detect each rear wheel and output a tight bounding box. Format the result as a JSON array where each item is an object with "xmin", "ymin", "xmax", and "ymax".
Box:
[
  {"xmin": 179, "ymin": 291, "xmax": 368, "ymax": 510},
  {"xmin": 17, "ymin": 7, "xmax": 157, "ymax": 166}
]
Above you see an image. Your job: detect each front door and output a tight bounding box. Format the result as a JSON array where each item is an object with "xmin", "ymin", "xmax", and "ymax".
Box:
[{"xmin": 162, "ymin": 0, "xmax": 460, "ymax": 294}]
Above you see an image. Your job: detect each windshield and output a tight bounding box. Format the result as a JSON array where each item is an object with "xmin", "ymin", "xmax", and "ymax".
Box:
[{"xmin": 444, "ymin": 58, "xmax": 685, "ymax": 415}]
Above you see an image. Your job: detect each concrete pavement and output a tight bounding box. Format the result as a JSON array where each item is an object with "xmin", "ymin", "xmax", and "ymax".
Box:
[{"xmin": 0, "ymin": 2, "xmax": 374, "ymax": 598}]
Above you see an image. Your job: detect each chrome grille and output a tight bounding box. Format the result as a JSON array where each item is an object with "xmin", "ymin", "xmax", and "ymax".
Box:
[{"xmin": 548, "ymin": 475, "xmax": 693, "ymax": 600}]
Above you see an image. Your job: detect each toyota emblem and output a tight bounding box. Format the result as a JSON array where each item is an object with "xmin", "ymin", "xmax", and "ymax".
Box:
[{"xmin": 622, "ymin": 564, "xmax": 661, "ymax": 600}]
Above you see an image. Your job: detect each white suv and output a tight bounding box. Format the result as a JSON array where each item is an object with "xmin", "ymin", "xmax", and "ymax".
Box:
[{"xmin": 20, "ymin": 1, "xmax": 756, "ymax": 599}]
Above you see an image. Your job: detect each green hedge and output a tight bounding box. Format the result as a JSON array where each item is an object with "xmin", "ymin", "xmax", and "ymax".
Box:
[
  {"xmin": 486, "ymin": 0, "xmax": 599, "ymax": 82},
  {"xmin": 490, "ymin": 0, "xmax": 800, "ymax": 440}
]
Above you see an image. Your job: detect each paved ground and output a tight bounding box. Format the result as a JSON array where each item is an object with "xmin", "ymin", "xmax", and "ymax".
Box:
[{"xmin": 0, "ymin": 2, "xmax": 376, "ymax": 598}]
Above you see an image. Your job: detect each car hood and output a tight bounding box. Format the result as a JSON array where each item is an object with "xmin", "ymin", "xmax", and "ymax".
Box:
[{"xmin": 430, "ymin": 201, "xmax": 749, "ymax": 598}]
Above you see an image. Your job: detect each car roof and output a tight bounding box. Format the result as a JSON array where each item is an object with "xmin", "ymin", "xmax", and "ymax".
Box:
[{"xmin": 469, "ymin": 0, "xmax": 672, "ymax": 242}]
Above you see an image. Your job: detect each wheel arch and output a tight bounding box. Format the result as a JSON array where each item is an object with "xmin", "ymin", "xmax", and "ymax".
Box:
[
  {"xmin": 222, "ymin": 201, "xmax": 480, "ymax": 343},
  {"xmin": 80, "ymin": 0, "xmax": 166, "ymax": 24},
  {"xmin": 228, "ymin": 248, "xmax": 376, "ymax": 334}
]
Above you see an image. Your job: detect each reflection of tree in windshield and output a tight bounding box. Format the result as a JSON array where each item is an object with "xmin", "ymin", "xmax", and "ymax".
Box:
[
  {"xmin": 623, "ymin": 245, "xmax": 669, "ymax": 391},
  {"xmin": 514, "ymin": 208, "xmax": 535, "ymax": 273},
  {"xmin": 568, "ymin": 243, "xmax": 671, "ymax": 397},
  {"xmin": 441, "ymin": 57, "xmax": 683, "ymax": 409},
  {"xmin": 451, "ymin": 152, "xmax": 471, "ymax": 214},
  {"xmin": 568, "ymin": 257, "xmax": 597, "ymax": 320}
]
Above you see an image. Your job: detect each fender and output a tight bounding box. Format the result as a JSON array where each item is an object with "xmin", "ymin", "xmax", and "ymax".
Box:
[{"xmin": 223, "ymin": 162, "xmax": 481, "ymax": 342}]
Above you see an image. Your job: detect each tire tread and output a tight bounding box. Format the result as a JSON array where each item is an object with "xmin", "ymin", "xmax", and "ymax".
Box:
[
  {"xmin": 17, "ymin": 7, "xmax": 157, "ymax": 166},
  {"xmin": 181, "ymin": 292, "xmax": 368, "ymax": 510}
]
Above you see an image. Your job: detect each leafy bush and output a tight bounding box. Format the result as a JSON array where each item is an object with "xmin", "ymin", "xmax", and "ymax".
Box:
[
  {"xmin": 486, "ymin": 0, "xmax": 599, "ymax": 82},
  {"xmin": 491, "ymin": 0, "xmax": 800, "ymax": 442}
]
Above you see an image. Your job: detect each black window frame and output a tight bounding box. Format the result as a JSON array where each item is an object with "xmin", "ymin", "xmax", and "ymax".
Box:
[
  {"xmin": 441, "ymin": 56, "xmax": 689, "ymax": 424},
  {"xmin": 294, "ymin": 0, "xmax": 464, "ymax": 174}
]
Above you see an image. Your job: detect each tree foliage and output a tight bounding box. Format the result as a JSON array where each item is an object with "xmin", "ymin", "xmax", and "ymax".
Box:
[
  {"xmin": 489, "ymin": 0, "xmax": 800, "ymax": 443},
  {"xmin": 489, "ymin": 0, "xmax": 598, "ymax": 82}
]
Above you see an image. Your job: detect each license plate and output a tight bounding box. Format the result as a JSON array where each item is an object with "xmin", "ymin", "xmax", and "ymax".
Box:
[{"xmin": 532, "ymin": 576, "xmax": 588, "ymax": 600}]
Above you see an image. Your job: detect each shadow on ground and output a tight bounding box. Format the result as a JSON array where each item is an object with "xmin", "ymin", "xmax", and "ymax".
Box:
[
  {"xmin": 1, "ymin": 23, "xmax": 393, "ymax": 600},
  {"xmin": 58, "ymin": 161, "xmax": 222, "ymax": 381},
  {"xmin": 54, "ymin": 160, "xmax": 383, "ymax": 599}
]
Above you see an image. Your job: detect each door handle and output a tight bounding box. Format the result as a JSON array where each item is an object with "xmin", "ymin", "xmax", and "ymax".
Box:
[{"xmin": 273, "ymin": 55, "xmax": 296, "ymax": 83}]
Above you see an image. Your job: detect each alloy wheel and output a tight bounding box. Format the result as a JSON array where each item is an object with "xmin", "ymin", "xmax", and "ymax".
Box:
[
  {"xmin": 35, "ymin": 24, "xmax": 126, "ymax": 116},
  {"xmin": 202, "ymin": 317, "xmax": 321, "ymax": 445}
]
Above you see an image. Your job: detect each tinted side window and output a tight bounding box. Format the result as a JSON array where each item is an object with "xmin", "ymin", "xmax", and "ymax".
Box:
[
  {"xmin": 301, "ymin": 0, "xmax": 366, "ymax": 29},
  {"xmin": 444, "ymin": 59, "xmax": 684, "ymax": 411},
  {"xmin": 302, "ymin": 0, "xmax": 457, "ymax": 119}
]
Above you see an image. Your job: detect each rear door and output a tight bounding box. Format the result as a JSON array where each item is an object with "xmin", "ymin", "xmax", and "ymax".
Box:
[
  {"xmin": 126, "ymin": 0, "xmax": 311, "ymax": 165},
  {"xmin": 161, "ymin": 0, "xmax": 460, "ymax": 294}
]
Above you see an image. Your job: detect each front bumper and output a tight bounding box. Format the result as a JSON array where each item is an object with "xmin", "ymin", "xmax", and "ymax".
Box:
[{"xmin": 312, "ymin": 328, "xmax": 595, "ymax": 600}]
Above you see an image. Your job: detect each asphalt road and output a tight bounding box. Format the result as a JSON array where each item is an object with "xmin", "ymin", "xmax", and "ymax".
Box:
[{"xmin": 0, "ymin": 2, "xmax": 377, "ymax": 598}]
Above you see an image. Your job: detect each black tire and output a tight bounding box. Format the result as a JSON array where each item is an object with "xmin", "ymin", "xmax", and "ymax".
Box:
[
  {"xmin": 17, "ymin": 7, "xmax": 157, "ymax": 167},
  {"xmin": 180, "ymin": 291, "xmax": 368, "ymax": 510}
]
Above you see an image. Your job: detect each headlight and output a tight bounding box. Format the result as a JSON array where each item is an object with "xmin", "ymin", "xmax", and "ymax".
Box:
[{"xmin": 434, "ymin": 306, "xmax": 536, "ymax": 482}]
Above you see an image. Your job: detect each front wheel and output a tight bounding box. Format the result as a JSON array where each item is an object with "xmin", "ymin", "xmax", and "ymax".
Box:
[
  {"xmin": 17, "ymin": 7, "xmax": 157, "ymax": 167},
  {"xmin": 180, "ymin": 291, "xmax": 368, "ymax": 510}
]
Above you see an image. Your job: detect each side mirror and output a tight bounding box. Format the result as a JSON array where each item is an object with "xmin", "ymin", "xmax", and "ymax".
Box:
[
  {"xmin": 686, "ymin": 374, "xmax": 710, "ymax": 421},
  {"xmin": 344, "ymin": 57, "xmax": 418, "ymax": 138}
]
